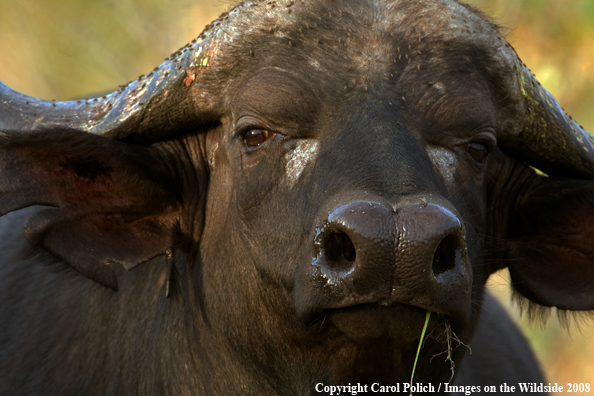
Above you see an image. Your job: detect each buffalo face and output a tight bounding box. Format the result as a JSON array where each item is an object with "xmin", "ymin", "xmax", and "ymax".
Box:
[{"xmin": 1, "ymin": 0, "xmax": 594, "ymax": 393}]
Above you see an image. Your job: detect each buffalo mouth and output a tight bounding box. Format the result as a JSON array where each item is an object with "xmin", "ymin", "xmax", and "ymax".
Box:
[
  {"xmin": 311, "ymin": 303, "xmax": 458, "ymax": 346},
  {"xmin": 306, "ymin": 303, "xmax": 465, "ymax": 384}
]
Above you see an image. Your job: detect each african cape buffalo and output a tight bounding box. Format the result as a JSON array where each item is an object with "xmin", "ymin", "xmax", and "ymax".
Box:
[{"xmin": 1, "ymin": 0, "xmax": 593, "ymax": 394}]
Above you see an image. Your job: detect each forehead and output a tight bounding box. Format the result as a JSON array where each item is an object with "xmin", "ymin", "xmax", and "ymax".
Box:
[
  {"xmin": 205, "ymin": 0, "xmax": 519, "ymax": 136},
  {"xmin": 217, "ymin": 0, "xmax": 503, "ymax": 64},
  {"xmin": 209, "ymin": 0, "xmax": 513, "ymax": 106}
]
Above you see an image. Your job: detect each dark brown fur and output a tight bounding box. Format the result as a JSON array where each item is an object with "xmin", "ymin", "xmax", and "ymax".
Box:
[{"xmin": 1, "ymin": 1, "xmax": 593, "ymax": 394}]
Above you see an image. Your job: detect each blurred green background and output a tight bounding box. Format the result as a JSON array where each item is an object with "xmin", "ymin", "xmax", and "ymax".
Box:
[{"xmin": 0, "ymin": 0, "xmax": 593, "ymax": 393}]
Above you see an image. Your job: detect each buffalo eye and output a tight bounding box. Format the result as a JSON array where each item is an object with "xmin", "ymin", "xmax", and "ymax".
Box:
[
  {"xmin": 466, "ymin": 142, "xmax": 490, "ymax": 163},
  {"xmin": 244, "ymin": 129, "xmax": 270, "ymax": 148}
]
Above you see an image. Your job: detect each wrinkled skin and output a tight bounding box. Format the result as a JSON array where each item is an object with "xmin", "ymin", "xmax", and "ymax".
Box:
[{"xmin": 1, "ymin": 0, "xmax": 594, "ymax": 395}]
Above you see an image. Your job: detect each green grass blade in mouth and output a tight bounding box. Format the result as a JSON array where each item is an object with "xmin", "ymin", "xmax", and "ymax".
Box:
[{"xmin": 409, "ymin": 311, "xmax": 431, "ymax": 394}]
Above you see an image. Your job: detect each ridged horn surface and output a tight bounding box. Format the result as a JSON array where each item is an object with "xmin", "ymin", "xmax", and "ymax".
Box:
[
  {"xmin": 501, "ymin": 57, "xmax": 594, "ymax": 179},
  {"xmin": 0, "ymin": 22, "xmax": 222, "ymax": 143}
]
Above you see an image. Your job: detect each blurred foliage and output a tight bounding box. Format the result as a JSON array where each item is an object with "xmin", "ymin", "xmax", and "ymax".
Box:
[
  {"xmin": 468, "ymin": 0, "xmax": 594, "ymax": 134},
  {"xmin": 0, "ymin": 0, "xmax": 226, "ymax": 99},
  {"xmin": 0, "ymin": 0, "xmax": 593, "ymax": 393}
]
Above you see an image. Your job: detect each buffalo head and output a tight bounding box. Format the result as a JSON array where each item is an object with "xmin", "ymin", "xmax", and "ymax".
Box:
[{"xmin": 1, "ymin": 0, "xmax": 593, "ymax": 393}]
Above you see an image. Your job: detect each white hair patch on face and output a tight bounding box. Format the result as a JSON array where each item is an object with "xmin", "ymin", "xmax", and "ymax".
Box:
[
  {"xmin": 285, "ymin": 140, "xmax": 319, "ymax": 186},
  {"xmin": 426, "ymin": 146, "xmax": 458, "ymax": 184}
]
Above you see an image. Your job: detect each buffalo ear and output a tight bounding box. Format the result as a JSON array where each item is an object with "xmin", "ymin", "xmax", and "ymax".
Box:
[
  {"xmin": 0, "ymin": 130, "xmax": 182, "ymax": 291},
  {"xmin": 505, "ymin": 176, "xmax": 594, "ymax": 310}
]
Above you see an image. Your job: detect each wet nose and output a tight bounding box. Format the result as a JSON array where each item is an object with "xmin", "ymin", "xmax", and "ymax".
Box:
[{"xmin": 310, "ymin": 199, "xmax": 471, "ymax": 319}]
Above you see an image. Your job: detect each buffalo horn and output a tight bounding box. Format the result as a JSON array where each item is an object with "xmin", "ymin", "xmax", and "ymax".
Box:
[
  {"xmin": 0, "ymin": 23, "xmax": 222, "ymax": 143},
  {"xmin": 500, "ymin": 59, "xmax": 594, "ymax": 179}
]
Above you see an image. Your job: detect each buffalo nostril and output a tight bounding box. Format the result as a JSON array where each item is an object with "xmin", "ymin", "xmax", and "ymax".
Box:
[
  {"xmin": 324, "ymin": 231, "xmax": 356, "ymax": 270},
  {"xmin": 432, "ymin": 234, "xmax": 460, "ymax": 276}
]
